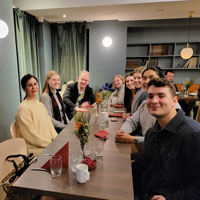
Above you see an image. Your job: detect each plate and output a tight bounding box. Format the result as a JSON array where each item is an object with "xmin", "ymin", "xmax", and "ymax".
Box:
[{"xmin": 189, "ymin": 93, "xmax": 197, "ymax": 96}]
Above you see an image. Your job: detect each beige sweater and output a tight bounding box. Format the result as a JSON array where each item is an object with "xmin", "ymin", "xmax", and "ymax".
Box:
[{"xmin": 15, "ymin": 99, "xmax": 57, "ymax": 156}]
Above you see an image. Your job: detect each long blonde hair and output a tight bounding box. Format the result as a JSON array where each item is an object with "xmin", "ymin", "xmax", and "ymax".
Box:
[{"xmin": 41, "ymin": 71, "xmax": 60, "ymax": 94}]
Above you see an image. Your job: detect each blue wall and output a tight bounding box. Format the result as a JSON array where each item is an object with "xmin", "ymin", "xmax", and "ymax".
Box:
[
  {"xmin": 88, "ymin": 21, "xmax": 127, "ymax": 89},
  {"xmin": 0, "ymin": 0, "xmax": 20, "ymax": 141}
]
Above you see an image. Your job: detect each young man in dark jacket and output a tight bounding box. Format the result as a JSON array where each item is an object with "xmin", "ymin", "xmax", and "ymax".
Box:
[{"xmin": 133, "ymin": 78, "xmax": 200, "ymax": 200}]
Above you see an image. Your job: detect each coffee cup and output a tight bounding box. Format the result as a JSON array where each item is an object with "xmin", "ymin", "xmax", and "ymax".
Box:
[{"xmin": 76, "ymin": 164, "xmax": 90, "ymax": 183}]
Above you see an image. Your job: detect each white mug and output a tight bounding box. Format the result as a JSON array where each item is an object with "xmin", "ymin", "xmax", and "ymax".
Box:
[{"xmin": 76, "ymin": 164, "xmax": 90, "ymax": 183}]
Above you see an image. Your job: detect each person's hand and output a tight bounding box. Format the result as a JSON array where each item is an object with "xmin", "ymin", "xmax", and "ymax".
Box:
[
  {"xmin": 115, "ymin": 130, "xmax": 134, "ymax": 143},
  {"xmin": 122, "ymin": 113, "xmax": 131, "ymax": 119},
  {"xmin": 80, "ymin": 102, "xmax": 89, "ymax": 107},
  {"xmin": 151, "ymin": 195, "xmax": 166, "ymax": 200},
  {"xmin": 74, "ymin": 107, "xmax": 88, "ymax": 112}
]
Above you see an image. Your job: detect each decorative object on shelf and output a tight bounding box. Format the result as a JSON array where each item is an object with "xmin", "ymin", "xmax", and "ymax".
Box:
[
  {"xmin": 0, "ymin": 19, "xmax": 9, "ymax": 38},
  {"xmin": 183, "ymin": 57, "xmax": 198, "ymax": 69},
  {"xmin": 183, "ymin": 77, "xmax": 196, "ymax": 95},
  {"xmin": 180, "ymin": 11, "xmax": 194, "ymax": 59},
  {"xmin": 74, "ymin": 112, "xmax": 91, "ymax": 157}
]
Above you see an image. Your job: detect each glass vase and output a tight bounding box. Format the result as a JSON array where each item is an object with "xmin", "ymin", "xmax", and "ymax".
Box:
[{"xmin": 96, "ymin": 104, "xmax": 100, "ymax": 116}]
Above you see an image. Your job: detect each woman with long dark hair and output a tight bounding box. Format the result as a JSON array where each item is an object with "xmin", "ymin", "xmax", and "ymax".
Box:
[{"xmin": 15, "ymin": 74, "xmax": 57, "ymax": 156}]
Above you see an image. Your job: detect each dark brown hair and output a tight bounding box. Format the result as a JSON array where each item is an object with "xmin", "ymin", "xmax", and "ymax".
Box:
[{"xmin": 148, "ymin": 78, "xmax": 176, "ymax": 97}]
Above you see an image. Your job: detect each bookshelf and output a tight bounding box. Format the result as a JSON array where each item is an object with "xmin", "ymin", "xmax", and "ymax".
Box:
[{"xmin": 126, "ymin": 42, "xmax": 200, "ymax": 72}]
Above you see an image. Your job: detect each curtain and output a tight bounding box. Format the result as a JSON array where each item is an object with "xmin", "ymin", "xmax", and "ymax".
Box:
[
  {"xmin": 51, "ymin": 22, "xmax": 87, "ymax": 83},
  {"xmin": 13, "ymin": 8, "xmax": 41, "ymax": 99}
]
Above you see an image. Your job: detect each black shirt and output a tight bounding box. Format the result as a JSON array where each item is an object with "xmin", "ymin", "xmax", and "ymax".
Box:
[{"xmin": 132, "ymin": 109, "xmax": 200, "ymax": 200}]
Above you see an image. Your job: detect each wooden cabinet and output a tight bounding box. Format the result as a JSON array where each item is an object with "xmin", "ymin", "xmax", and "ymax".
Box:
[{"xmin": 126, "ymin": 42, "xmax": 200, "ymax": 72}]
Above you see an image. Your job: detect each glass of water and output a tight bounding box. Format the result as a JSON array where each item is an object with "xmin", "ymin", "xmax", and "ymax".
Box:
[
  {"xmin": 95, "ymin": 138, "xmax": 104, "ymax": 157},
  {"xmin": 50, "ymin": 155, "xmax": 62, "ymax": 177},
  {"xmin": 99, "ymin": 111, "xmax": 109, "ymax": 130}
]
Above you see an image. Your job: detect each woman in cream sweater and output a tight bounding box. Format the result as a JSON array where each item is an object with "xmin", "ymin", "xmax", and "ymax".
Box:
[{"xmin": 15, "ymin": 74, "xmax": 57, "ymax": 156}]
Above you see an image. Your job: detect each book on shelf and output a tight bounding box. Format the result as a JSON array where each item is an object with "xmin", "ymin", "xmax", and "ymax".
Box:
[
  {"xmin": 150, "ymin": 44, "xmax": 169, "ymax": 56},
  {"xmin": 126, "ymin": 60, "xmax": 140, "ymax": 68},
  {"xmin": 183, "ymin": 57, "xmax": 198, "ymax": 69}
]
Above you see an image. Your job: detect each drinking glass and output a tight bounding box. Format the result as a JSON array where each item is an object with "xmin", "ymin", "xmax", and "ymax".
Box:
[
  {"xmin": 99, "ymin": 111, "xmax": 109, "ymax": 130},
  {"xmin": 95, "ymin": 138, "xmax": 104, "ymax": 157},
  {"xmin": 84, "ymin": 142, "xmax": 92, "ymax": 156},
  {"xmin": 50, "ymin": 155, "xmax": 62, "ymax": 177},
  {"xmin": 70, "ymin": 153, "xmax": 82, "ymax": 173}
]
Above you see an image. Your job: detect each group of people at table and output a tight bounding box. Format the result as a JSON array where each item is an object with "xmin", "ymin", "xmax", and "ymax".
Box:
[{"xmin": 14, "ymin": 67, "xmax": 200, "ymax": 200}]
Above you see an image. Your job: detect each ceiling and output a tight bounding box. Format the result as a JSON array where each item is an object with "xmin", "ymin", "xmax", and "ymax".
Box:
[{"xmin": 12, "ymin": 0, "xmax": 200, "ymax": 23}]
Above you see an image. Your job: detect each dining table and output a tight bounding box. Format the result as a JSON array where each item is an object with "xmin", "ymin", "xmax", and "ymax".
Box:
[
  {"xmin": 177, "ymin": 93, "xmax": 199, "ymax": 101},
  {"xmin": 12, "ymin": 106, "xmax": 134, "ymax": 200}
]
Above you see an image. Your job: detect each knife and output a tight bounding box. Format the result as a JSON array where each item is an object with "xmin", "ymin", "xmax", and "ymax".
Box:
[{"xmin": 31, "ymin": 168, "xmax": 49, "ymax": 172}]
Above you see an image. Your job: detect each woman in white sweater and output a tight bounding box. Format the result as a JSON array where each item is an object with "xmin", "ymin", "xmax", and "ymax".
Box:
[
  {"xmin": 40, "ymin": 71, "xmax": 68, "ymax": 133},
  {"xmin": 15, "ymin": 74, "xmax": 57, "ymax": 156}
]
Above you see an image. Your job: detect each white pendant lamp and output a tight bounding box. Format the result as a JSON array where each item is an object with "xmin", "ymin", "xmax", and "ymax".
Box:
[
  {"xmin": 180, "ymin": 11, "xmax": 194, "ymax": 59},
  {"xmin": 0, "ymin": 19, "xmax": 9, "ymax": 39}
]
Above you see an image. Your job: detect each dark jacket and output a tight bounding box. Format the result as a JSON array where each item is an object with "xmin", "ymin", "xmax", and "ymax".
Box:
[
  {"xmin": 132, "ymin": 109, "xmax": 200, "ymax": 200},
  {"xmin": 63, "ymin": 82, "xmax": 95, "ymax": 120}
]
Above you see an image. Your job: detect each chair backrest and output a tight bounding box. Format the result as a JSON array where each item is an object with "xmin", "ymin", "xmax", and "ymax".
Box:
[
  {"xmin": 0, "ymin": 138, "xmax": 27, "ymax": 200},
  {"xmin": 175, "ymin": 83, "xmax": 199, "ymax": 93},
  {"xmin": 10, "ymin": 122, "xmax": 17, "ymax": 138},
  {"xmin": 196, "ymin": 104, "xmax": 200, "ymax": 123}
]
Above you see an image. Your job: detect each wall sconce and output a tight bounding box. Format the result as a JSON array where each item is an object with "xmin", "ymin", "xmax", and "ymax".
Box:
[
  {"xmin": 0, "ymin": 19, "xmax": 9, "ymax": 38},
  {"xmin": 102, "ymin": 36, "xmax": 112, "ymax": 47},
  {"xmin": 180, "ymin": 11, "xmax": 194, "ymax": 59}
]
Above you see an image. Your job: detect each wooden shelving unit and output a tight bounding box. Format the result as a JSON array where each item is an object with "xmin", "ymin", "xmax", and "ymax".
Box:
[{"xmin": 126, "ymin": 42, "xmax": 200, "ymax": 72}]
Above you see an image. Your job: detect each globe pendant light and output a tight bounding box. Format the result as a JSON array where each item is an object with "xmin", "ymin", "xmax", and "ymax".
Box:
[
  {"xmin": 0, "ymin": 19, "xmax": 9, "ymax": 38},
  {"xmin": 180, "ymin": 11, "xmax": 194, "ymax": 59}
]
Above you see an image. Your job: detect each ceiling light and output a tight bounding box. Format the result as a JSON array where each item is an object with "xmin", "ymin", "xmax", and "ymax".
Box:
[
  {"xmin": 103, "ymin": 37, "xmax": 112, "ymax": 47},
  {"xmin": 37, "ymin": 16, "xmax": 44, "ymax": 22},
  {"xmin": 0, "ymin": 19, "xmax": 9, "ymax": 38},
  {"xmin": 180, "ymin": 11, "xmax": 194, "ymax": 59},
  {"xmin": 62, "ymin": 14, "xmax": 67, "ymax": 18}
]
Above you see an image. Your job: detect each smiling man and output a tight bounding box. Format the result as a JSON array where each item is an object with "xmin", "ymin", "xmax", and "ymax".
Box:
[
  {"xmin": 115, "ymin": 66, "xmax": 164, "ymax": 143},
  {"xmin": 132, "ymin": 78, "xmax": 200, "ymax": 200},
  {"xmin": 63, "ymin": 71, "xmax": 95, "ymax": 120}
]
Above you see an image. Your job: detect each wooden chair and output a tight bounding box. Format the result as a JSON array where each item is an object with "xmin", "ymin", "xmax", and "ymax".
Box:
[
  {"xmin": 175, "ymin": 84, "xmax": 199, "ymax": 93},
  {"xmin": 196, "ymin": 103, "xmax": 200, "ymax": 123},
  {"xmin": 0, "ymin": 138, "xmax": 27, "ymax": 200},
  {"xmin": 10, "ymin": 122, "xmax": 17, "ymax": 138}
]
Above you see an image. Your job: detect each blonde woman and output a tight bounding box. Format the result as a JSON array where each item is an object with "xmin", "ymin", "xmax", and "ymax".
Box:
[
  {"xmin": 15, "ymin": 74, "xmax": 57, "ymax": 156},
  {"xmin": 110, "ymin": 74, "xmax": 125, "ymax": 104},
  {"xmin": 131, "ymin": 66, "xmax": 147, "ymax": 113},
  {"xmin": 41, "ymin": 71, "xmax": 68, "ymax": 133}
]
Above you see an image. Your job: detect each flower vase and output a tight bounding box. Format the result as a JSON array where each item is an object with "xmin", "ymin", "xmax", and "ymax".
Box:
[
  {"xmin": 96, "ymin": 104, "xmax": 100, "ymax": 116},
  {"xmin": 80, "ymin": 141, "xmax": 85, "ymax": 159},
  {"xmin": 185, "ymin": 86, "xmax": 190, "ymax": 97}
]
